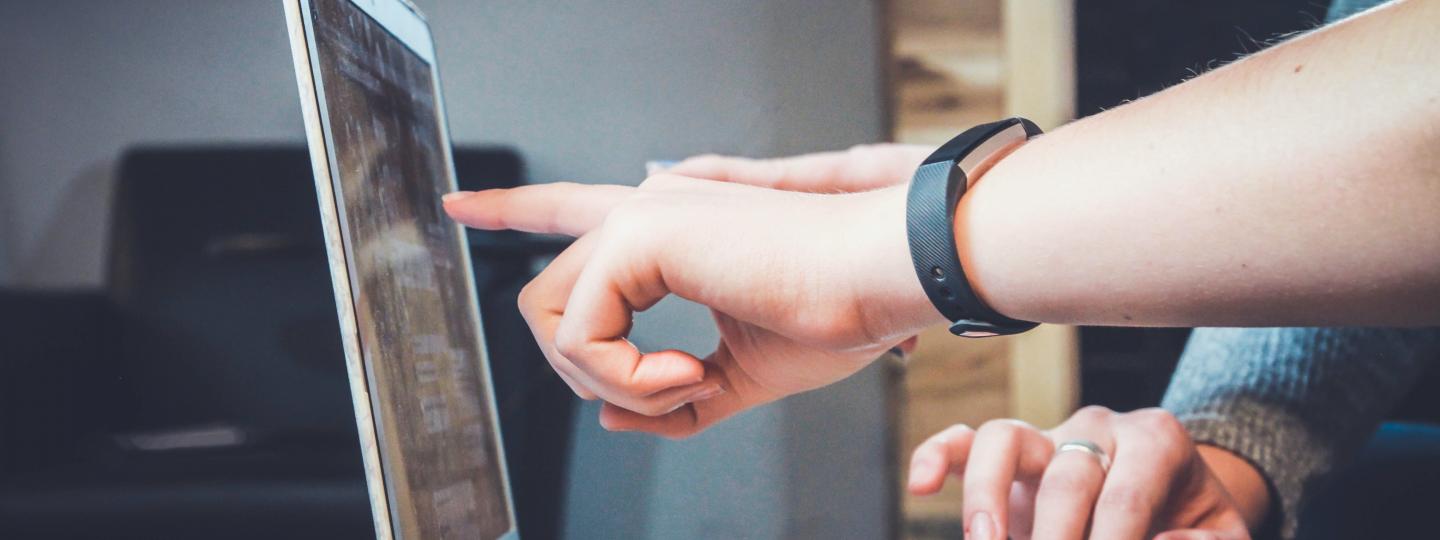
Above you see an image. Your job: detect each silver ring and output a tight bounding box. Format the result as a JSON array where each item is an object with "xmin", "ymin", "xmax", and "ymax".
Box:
[{"xmin": 1055, "ymin": 440, "xmax": 1111, "ymax": 474}]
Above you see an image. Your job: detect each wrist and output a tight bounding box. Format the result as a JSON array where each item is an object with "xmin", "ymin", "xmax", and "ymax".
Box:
[
  {"xmin": 847, "ymin": 185, "xmax": 949, "ymax": 343},
  {"xmin": 908, "ymin": 118, "xmax": 1044, "ymax": 336},
  {"xmin": 949, "ymin": 137, "xmax": 1039, "ymax": 324},
  {"xmin": 1197, "ymin": 443, "xmax": 1273, "ymax": 531}
]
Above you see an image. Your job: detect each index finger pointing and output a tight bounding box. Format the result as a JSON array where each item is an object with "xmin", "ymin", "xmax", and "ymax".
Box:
[{"xmin": 443, "ymin": 182, "xmax": 634, "ymax": 237}]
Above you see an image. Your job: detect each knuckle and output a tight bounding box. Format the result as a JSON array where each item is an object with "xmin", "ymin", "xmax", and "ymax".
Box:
[
  {"xmin": 1117, "ymin": 414, "xmax": 1194, "ymax": 471},
  {"xmin": 552, "ymin": 326, "xmax": 587, "ymax": 361},
  {"xmin": 1127, "ymin": 408, "xmax": 1189, "ymax": 442},
  {"xmin": 1074, "ymin": 405, "xmax": 1114, "ymax": 423},
  {"xmin": 977, "ymin": 418, "xmax": 1028, "ymax": 443},
  {"xmin": 516, "ymin": 282, "xmax": 539, "ymax": 311}
]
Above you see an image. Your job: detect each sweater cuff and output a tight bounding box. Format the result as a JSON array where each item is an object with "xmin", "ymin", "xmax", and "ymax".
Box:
[{"xmin": 1178, "ymin": 408, "xmax": 1332, "ymax": 540}]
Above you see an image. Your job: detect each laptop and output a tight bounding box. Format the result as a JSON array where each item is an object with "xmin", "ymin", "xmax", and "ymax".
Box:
[{"xmin": 283, "ymin": 1, "xmax": 519, "ymax": 538}]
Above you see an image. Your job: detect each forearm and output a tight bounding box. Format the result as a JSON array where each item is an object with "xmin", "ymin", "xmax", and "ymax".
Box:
[{"xmin": 959, "ymin": 0, "xmax": 1440, "ymax": 326}]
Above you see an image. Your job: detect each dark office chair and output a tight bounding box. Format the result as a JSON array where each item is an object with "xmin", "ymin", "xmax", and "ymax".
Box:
[
  {"xmin": 0, "ymin": 147, "xmax": 371, "ymax": 538},
  {"xmin": 0, "ymin": 146, "xmax": 574, "ymax": 539}
]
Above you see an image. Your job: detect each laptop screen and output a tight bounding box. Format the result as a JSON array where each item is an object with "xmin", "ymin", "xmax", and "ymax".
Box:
[{"xmin": 309, "ymin": 0, "xmax": 513, "ymax": 537}]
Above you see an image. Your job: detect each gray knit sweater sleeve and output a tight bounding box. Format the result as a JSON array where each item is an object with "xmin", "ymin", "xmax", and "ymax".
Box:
[{"xmin": 1161, "ymin": 327, "xmax": 1440, "ymax": 539}]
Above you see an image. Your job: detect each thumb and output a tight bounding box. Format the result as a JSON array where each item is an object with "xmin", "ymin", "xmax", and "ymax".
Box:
[{"xmin": 593, "ymin": 345, "xmax": 777, "ymax": 439}]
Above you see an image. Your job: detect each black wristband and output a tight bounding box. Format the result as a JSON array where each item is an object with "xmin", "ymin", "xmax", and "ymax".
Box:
[{"xmin": 905, "ymin": 117, "xmax": 1042, "ymax": 337}]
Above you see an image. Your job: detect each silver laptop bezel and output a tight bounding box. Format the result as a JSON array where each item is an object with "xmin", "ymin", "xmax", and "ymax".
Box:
[{"xmin": 282, "ymin": 1, "xmax": 519, "ymax": 538}]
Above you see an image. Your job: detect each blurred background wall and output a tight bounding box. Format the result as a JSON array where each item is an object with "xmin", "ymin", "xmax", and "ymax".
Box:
[{"xmin": 0, "ymin": 1, "xmax": 892, "ymax": 538}]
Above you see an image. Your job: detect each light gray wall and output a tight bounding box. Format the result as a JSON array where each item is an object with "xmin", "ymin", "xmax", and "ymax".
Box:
[
  {"xmin": 0, "ymin": 130, "xmax": 10, "ymax": 282},
  {"xmin": 0, "ymin": 1, "xmax": 892, "ymax": 538},
  {"xmin": 0, "ymin": 1, "xmax": 310, "ymax": 289}
]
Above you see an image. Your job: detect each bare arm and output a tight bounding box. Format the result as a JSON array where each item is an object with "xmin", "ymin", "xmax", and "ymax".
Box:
[
  {"xmin": 442, "ymin": 0, "xmax": 1440, "ymax": 438},
  {"xmin": 954, "ymin": 0, "xmax": 1440, "ymax": 327}
]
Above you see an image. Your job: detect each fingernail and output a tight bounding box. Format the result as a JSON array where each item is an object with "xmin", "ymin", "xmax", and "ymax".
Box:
[
  {"xmin": 689, "ymin": 385, "xmax": 725, "ymax": 402},
  {"xmin": 968, "ymin": 512, "xmax": 994, "ymax": 540},
  {"xmin": 442, "ymin": 191, "xmax": 475, "ymax": 202}
]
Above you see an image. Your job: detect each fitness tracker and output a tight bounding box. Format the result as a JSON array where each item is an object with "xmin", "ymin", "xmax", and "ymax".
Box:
[{"xmin": 905, "ymin": 117, "xmax": 1042, "ymax": 337}]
